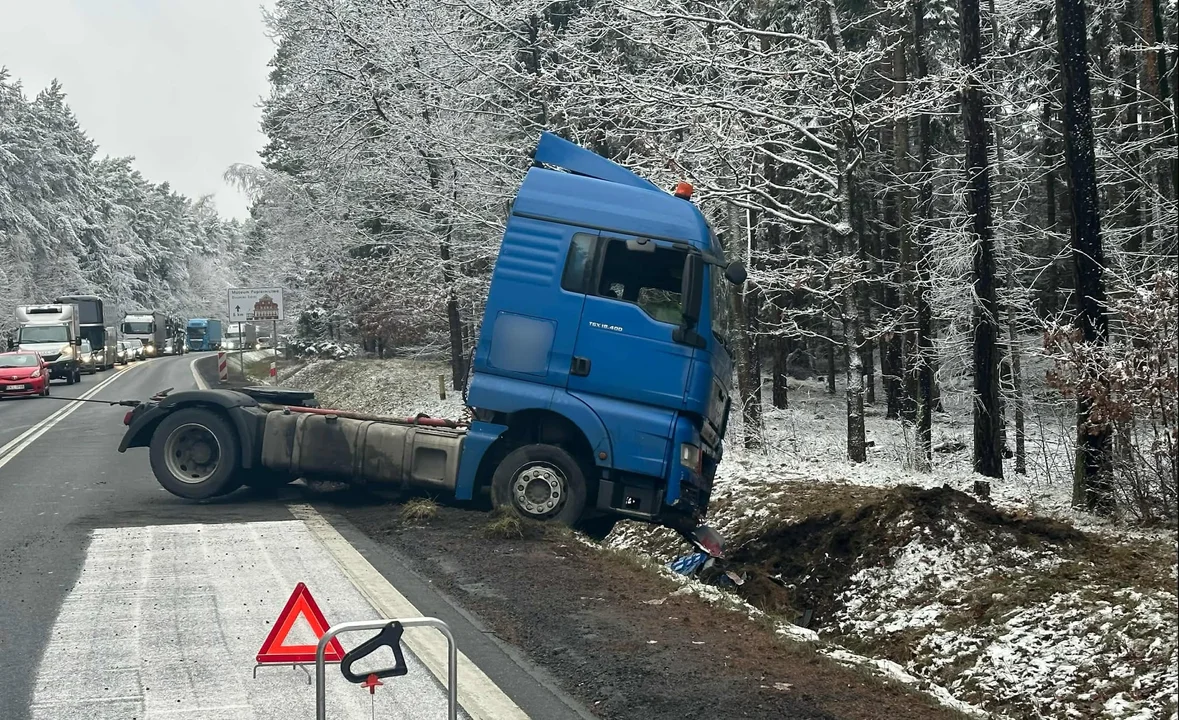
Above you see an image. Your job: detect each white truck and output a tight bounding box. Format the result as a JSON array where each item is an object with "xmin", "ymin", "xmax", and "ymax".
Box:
[
  {"xmin": 15, "ymin": 304, "xmax": 84, "ymax": 384},
  {"xmin": 223, "ymin": 323, "xmax": 258, "ymax": 351},
  {"xmin": 122, "ymin": 311, "xmax": 167, "ymax": 358}
]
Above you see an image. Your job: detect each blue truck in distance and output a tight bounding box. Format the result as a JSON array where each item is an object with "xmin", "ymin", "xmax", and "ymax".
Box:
[
  {"xmin": 186, "ymin": 318, "xmax": 223, "ymax": 351},
  {"xmin": 118, "ymin": 132, "xmax": 745, "ymax": 545}
]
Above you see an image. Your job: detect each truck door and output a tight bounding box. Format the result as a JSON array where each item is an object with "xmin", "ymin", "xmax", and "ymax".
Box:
[{"xmin": 564, "ymin": 233, "xmax": 695, "ymax": 477}]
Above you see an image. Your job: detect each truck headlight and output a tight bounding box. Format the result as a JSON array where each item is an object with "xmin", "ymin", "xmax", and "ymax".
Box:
[
  {"xmin": 680, "ymin": 443, "xmax": 702, "ymax": 474},
  {"xmin": 59, "ymin": 344, "xmax": 74, "ymax": 359}
]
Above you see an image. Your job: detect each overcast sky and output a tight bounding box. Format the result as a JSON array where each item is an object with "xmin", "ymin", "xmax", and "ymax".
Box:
[{"xmin": 0, "ymin": 0, "xmax": 275, "ymax": 220}]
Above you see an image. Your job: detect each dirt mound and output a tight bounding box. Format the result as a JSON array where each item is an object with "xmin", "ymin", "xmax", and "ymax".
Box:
[{"xmin": 728, "ymin": 484, "xmax": 1087, "ymax": 626}]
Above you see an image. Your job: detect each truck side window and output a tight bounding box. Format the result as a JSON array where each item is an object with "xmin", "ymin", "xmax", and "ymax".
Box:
[
  {"xmin": 597, "ymin": 239, "xmax": 685, "ymax": 326},
  {"xmin": 561, "ymin": 233, "xmax": 597, "ymax": 294}
]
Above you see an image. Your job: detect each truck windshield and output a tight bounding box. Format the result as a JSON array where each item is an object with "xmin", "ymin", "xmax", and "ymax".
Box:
[
  {"xmin": 187, "ymin": 328, "xmax": 205, "ymax": 338},
  {"xmin": 18, "ymin": 326, "xmax": 69, "ymax": 343},
  {"xmin": 123, "ymin": 321, "xmax": 154, "ymax": 334}
]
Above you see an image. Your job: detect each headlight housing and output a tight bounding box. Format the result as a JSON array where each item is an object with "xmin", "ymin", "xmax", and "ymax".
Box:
[{"xmin": 30, "ymin": 368, "xmax": 41, "ymax": 378}]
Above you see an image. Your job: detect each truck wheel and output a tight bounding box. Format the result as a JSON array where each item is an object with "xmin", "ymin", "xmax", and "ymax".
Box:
[
  {"xmin": 491, "ymin": 444, "xmax": 587, "ymax": 525},
  {"xmin": 149, "ymin": 408, "xmax": 242, "ymax": 500},
  {"xmin": 65, "ymin": 370, "xmax": 76, "ymax": 385}
]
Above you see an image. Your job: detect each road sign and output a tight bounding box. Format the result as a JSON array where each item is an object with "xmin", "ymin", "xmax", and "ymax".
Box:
[
  {"xmin": 256, "ymin": 582, "xmax": 345, "ymax": 664},
  {"xmin": 228, "ymin": 287, "xmax": 284, "ymax": 324}
]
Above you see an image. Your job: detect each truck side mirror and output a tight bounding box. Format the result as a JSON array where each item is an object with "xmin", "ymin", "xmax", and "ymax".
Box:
[
  {"xmin": 724, "ymin": 261, "xmax": 747, "ymax": 285},
  {"xmin": 76, "ymin": 337, "xmax": 83, "ymax": 346},
  {"xmin": 681, "ymin": 253, "xmax": 703, "ymax": 327}
]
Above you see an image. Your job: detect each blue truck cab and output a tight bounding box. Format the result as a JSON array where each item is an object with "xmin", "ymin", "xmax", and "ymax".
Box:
[
  {"xmin": 186, "ymin": 318, "xmax": 222, "ymax": 352},
  {"xmin": 458, "ymin": 133, "xmax": 745, "ymax": 532}
]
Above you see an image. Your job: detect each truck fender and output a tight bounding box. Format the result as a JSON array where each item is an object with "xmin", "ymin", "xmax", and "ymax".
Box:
[
  {"xmin": 454, "ymin": 396, "xmax": 615, "ymax": 502},
  {"xmin": 118, "ymin": 390, "xmax": 265, "ymax": 468},
  {"xmin": 454, "ymin": 421, "xmax": 508, "ymax": 501},
  {"xmin": 548, "ymin": 392, "xmax": 614, "ymax": 468}
]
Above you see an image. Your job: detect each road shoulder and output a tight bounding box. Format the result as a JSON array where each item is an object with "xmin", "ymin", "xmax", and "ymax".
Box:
[
  {"xmin": 333, "ymin": 501, "xmax": 963, "ymax": 720},
  {"xmin": 300, "ymin": 502, "xmax": 597, "ymax": 720}
]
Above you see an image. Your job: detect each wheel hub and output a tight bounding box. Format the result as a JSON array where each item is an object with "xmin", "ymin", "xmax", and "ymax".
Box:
[
  {"xmin": 512, "ymin": 462, "xmax": 566, "ymax": 518},
  {"xmin": 163, "ymin": 423, "xmax": 222, "ymax": 484}
]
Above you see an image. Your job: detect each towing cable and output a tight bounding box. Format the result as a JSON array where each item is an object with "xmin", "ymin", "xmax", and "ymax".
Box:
[{"xmin": 37, "ymin": 395, "xmax": 141, "ymax": 407}]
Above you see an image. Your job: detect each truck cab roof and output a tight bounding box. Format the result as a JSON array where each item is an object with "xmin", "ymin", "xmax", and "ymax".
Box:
[{"xmin": 519, "ymin": 133, "xmax": 724, "ymax": 261}]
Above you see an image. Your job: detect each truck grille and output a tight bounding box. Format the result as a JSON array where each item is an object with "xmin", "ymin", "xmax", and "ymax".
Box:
[{"xmin": 42, "ymin": 353, "xmax": 61, "ymax": 362}]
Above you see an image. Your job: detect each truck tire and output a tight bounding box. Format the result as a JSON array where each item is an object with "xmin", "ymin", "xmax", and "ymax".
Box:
[
  {"xmin": 149, "ymin": 408, "xmax": 243, "ymax": 500},
  {"xmin": 491, "ymin": 444, "xmax": 587, "ymax": 525},
  {"xmin": 65, "ymin": 369, "xmax": 76, "ymax": 385}
]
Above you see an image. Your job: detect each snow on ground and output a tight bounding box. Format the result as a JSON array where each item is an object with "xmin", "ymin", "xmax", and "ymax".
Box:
[
  {"xmin": 279, "ymin": 357, "xmax": 467, "ymax": 420},
  {"xmin": 273, "ymin": 355, "xmax": 1178, "ymax": 720}
]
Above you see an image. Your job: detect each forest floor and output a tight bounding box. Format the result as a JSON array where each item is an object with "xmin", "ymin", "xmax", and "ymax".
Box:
[{"xmin": 245, "ymin": 356, "xmax": 1177, "ymax": 720}]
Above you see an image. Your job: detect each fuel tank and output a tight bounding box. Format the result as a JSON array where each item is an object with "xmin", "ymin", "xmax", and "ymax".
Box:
[{"xmin": 259, "ymin": 410, "xmax": 465, "ymax": 491}]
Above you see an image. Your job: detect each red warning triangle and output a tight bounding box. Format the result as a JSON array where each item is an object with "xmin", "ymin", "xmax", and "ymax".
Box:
[{"xmin": 256, "ymin": 582, "xmax": 345, "ymax": 664}]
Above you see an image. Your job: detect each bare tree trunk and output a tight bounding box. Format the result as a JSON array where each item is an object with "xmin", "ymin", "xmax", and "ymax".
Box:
[
  {"xmin": 845, "ymin": 289, "xmax": 867, "ymax": 463},
  {"xmin": 961, "ymin": 0, "xmax": 1004, "ymax": 493},
  {"xmin": 863, "ymin": 337, "xmax": 876, "ymax": 405},
  {"xmin": 885, "ymin": 35, "xmax": 908, "ymax": 421},
  {"xmin": 827, "ymin": 320, "xmax": 838, "ymax": 395},
  {"xmin": 771, "ymin": 324, "xmax": 789, "ymax": 409},
  {"xmin": 1118, "ymin": 4, "xmax": 1144, "ymax": 256},
  {"xmin": 1142, "ymin": 0, "xmax": 1177, "ymax": 210},
  {"xmin": 439, "ymin": 237, "xmax": 467, "ymax": 392},
  {"xmin": 912, "ymin": 0, "xmax": 935, "ymax": 470},
  {"xmin": 1057, "ymin": 0, "xmax": 1114, "ymax": 512},
  {"xmin": 987, "ymin": 0, "xmax": 1028, "ymax": 474},
  {"xmin": 769, "ymin": 219, "xmax": 789, "ymax": 410},
  {"xmin": 823, "ymin": 0, "xmax": 868, "ymax": 463},
  {"xmin": 728, "ymin": 198, "xmax": 764, "ymax": 450}
]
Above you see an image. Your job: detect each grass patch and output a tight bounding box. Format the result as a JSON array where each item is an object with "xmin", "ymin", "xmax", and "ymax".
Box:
[
  {"xmin": 481, "ymin": 507, "xmax": 567, "ymax": 540},
  {"xmin": 400, "ymin": 498, "xmax": 439, "ymax": 522},
  {"xmin": 484, "ymin": 508, "xmax": 526, "ymax": 539}
]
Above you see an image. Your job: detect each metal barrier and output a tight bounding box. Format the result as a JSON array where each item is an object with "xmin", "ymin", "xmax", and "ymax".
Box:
[{"xmin": 315, "ymin": 618, "xmax": 458, "ymax": 720}]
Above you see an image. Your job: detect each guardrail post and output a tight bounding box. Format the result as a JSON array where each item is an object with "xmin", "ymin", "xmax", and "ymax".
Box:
[{"xmin": 218, "ymin": 352, "xmax": 228, "ymax": 382}]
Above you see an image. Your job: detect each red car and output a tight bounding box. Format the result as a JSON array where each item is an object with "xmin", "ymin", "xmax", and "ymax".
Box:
[{"xmin": 0, "ymin": 351, "xmax": 51, "ymax": 398}]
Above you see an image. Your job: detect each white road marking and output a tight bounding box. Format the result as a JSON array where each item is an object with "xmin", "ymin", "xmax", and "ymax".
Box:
[
  {"xmin": 291, "ymin": 504, "xmax": 531, "ymax": 720},
  {"xmin": 190, "ymin": 356, "xmax": 209, "ymax": 390},
  {"xmin": 30, "ymin": 521, "xmax": 469, "ymax": 719},
  {"xmin": 0, "ymin": 366, "xmax": 135, "ymax": 471}
]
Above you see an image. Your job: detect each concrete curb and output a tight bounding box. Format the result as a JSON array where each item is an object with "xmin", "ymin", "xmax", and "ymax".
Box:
[{"xmin": 190, "ymin": 353, "xmax": 219, "ymax": 390}]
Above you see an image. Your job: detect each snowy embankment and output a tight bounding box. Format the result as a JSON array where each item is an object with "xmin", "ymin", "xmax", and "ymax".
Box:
[
  {"xmin": 278, "ymin": 357, "xmax": 466, "ymax": 419},
  {"xmin": 278, "ymin": 356, "xmax": 1177, "ymax": 720}
]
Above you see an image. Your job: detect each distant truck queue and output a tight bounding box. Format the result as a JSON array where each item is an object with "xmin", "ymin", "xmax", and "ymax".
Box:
[{"xmin": 7, "ymin": 296, "xmax": 233, "ymax": 391}]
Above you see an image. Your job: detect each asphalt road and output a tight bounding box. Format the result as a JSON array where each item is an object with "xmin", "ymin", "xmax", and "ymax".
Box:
[{"xmin": 0, "ymin": 353, "xmax": 591, "ymax": 720}]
